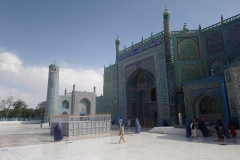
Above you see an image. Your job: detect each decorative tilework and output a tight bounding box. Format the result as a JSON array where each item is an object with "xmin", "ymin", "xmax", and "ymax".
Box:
[
  {"xmin": 206, "ymin": 33, "xmax": 224, "ymax": 54},
  {"xmin": 180, "ymin": 64, "xmax": 201, "ymax": 87},
  {"xmin": 190, "ymin": 88, "xmax": 222, "ymax": 102},
  {"xmin": 225, "ymin": 70, "xmax": 232, "ymax": 83},
  {"xmin": 183, "ymin": 80, "xmax": 223, "ymax": 119},
  {"xmin": 178, "ymin": 39, "xmax": 199, "ymax": 59},
  {"xmin": 229, "ymin": 97, "xmax": 238, "ymax": 116},
  {"xmin": 99, "ymin": 12, "xmax": 240, "ymax": 127},
  {"xmin": 228, "ymin": 25, "xmax": 240, "ymax": 51},
  {"xmin": 232, "ymin": 54, "xmax": 240, "ymax": 62}
]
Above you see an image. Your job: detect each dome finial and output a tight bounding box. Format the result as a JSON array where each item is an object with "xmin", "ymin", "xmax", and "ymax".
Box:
[
  {"xmin": 115, "ymin": 35, "xmax": 120, "ymax": 45},
  {"xmin": 163, "ymin": 7, "xmax": 170, "ymax": 20}
]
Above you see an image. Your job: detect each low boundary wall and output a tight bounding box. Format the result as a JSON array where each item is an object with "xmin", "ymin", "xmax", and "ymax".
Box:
[
  {"xmin": 50, "ymin": 115, "xmax": 111, "ymax": 136},
  {"xmin": 0, "ymin": 120, "xmax": 41, "ymax": 125}
]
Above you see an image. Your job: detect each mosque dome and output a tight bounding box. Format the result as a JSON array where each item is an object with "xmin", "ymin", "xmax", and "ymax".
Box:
[
  {"xmin": 49, "ymin": 63, "xmax": 59, "ymax": 67},
  {"xmin": 163, "ymin": 7, "xmax": 170, "ymax": 20},
  {"xmin": 163, "ymin": 7, "xmax": 170, "ymax": 16}
]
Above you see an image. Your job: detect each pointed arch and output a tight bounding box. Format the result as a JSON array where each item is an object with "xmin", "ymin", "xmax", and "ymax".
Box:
[
  {"xmin": 193, "ymin": 93, "xmax": 223, "ymax": 122},
  {"xmin": 79, "ymin": 98, "xmax": 91, "ymax": 115},
  {"xmin": 127, "ymin": 67, "xmax": 157, "ymax": 126},
  {"xmin": 180, "ymin": 64, "xmax": 201, "ymax": 87},
  {"xmin": 61, "ymin": 111, "xmax": 69, "ymax": 115},
  {"xmin": 62, "ymin": 100, "xmax": 69, "ymax": 109}
]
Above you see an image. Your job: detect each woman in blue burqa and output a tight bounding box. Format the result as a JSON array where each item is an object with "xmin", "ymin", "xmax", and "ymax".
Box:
[
  {"xmin": 135, "ymin": 118, "xmax": 141, "ymax": 133},
  {"xmin": 199, "ymin": 118, "xmax": 209, "ymax": 137},
  {"xmin": 54, "ymin": 123, "xmax": 64, "ymax": 141}
]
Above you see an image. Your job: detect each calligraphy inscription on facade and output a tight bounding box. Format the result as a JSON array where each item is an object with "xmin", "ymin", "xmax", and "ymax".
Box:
[{"xmin": 118, "ymin": 38, "xmax": 162, "ymax": 61}]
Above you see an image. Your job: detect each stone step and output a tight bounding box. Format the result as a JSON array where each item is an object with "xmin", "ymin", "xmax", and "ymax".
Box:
[
  {"xmin": 149, "ymin": 126, "xmax": 240, "ymax": 138},
  {"xmin": 148, "ymin": 127, "xmax": 207, "ymax": 137}
]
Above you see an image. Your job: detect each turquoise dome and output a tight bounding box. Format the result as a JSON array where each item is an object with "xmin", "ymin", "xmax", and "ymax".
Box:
[
  {"xmin": 163, "ymin": 7, "xmax": 170, "ymax": 20},
  {"xmin": 49, "ymin": 63, "xmax": 59, "ymax": 67}
]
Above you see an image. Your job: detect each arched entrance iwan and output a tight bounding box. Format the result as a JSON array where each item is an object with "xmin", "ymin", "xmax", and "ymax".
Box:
[
  {"xmin": 194, "ymin": 94, "xmax": 223, "ymax": 123},
  {"xmin": 127, "ymin": 68, "xmax": 157, "ymax": 127},
  {"xmin": 79, "ymin": 98, "xmax": 90, "ymax": 116}
]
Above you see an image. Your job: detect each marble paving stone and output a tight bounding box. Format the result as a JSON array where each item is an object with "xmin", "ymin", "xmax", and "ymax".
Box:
[
  {"xmin": 0, "ymin": 132, "xmax": 240, "ymax": 160},
  {"xmin": 0, "ymin": 123, "xmax": 240, "ymax": 160}
]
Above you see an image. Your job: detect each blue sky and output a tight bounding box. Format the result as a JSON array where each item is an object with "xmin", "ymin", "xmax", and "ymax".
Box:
[{"xmin": 0, "ymin": 0, "xmax": 239, "ymax": 108}]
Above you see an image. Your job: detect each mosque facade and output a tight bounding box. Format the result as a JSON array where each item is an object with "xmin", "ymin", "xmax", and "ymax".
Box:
[
  {"xmin": 98, "ymin": 8, "xmax": 240, "ymax": 128},
  {"xmin": 44, "ymin": 63, "xmax": 96, "ymax": 122}
]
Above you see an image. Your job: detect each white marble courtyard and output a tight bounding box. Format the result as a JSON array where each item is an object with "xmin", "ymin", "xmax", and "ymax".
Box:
[{"xmin": 0, "ymin": 123, "xmax": 240, "ymax": 160}]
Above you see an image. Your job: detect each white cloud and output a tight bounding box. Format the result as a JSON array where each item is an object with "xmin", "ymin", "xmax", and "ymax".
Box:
[
  {"xmin": 0, "ymin": 51, "xmax": 104, "ymax": 108},
  {"xmin": 0, "ymin": 52, "xmax": 22, "ymax": 72}
]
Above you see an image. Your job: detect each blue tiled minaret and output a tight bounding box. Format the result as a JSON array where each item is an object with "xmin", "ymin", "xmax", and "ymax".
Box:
[
  {"xmin": 163, "ymin": 7, "xmax": 176, "ymax": 107},
  {"xmin": 44, "ymin": 62, "xmax": 59, "ymax": 122}
]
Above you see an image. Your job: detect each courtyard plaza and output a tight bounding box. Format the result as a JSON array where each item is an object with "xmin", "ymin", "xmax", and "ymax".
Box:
[{"xmin": 0, "ymin": 123, "xmax": 240, "ymax": 160}]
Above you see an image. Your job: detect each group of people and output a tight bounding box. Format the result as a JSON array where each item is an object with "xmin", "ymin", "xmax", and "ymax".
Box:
[
  {"xmin": 215, "ymin": 118, "xmax": 237, "ymax": 142},
  {"xmin": 187, "ymin": 117, "xmax": 237, "ymax": 141},
  {"xmin": 118, "ymin": 117, "xmax": 141, "ymax": 143}
]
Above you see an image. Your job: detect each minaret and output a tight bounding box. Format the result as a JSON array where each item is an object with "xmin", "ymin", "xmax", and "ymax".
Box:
[
  {"xmin": 163, "ymin": 7, "xmax": 176, "ymax": 106},
  {"xmin": 115, "ymin": 36, "xmax": 120, "ymax": 62},
  {"xmin": 71, "ymin": 84, "xmax": 76, "ymax": 115},
  {"xmin": 94, "ymin": 86, "xmax": 96, "ymax": 93},
  {"xmin": 44, "ymin": 62, "xmax": 59, "ymax": 122}
]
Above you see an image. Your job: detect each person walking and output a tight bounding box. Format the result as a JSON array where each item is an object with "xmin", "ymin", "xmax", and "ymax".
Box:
[
  {"xmin": 215, "ymin": 120, "xmax": 224, "ymax": 142},
  {"xmin": 190, "ymin": 119, "xmax": 197, "ymax": 138},
  {"xmin": 127, "ymin": 117, "xmax": 131, "ymax": 128},
  {"xmin": 54, "ymin": 123, "xmax": 64, "ymax": 141},
  {"xmin": 135, "ymin": 118, "xmax": 141, "ymax": 133},
  {"xmin": 119, "ymin": 124, "xmax": 125, "ymax": 143},
  {"xmin": 200, "ymin": 117, "xmax": 209, "ymax": 137},
  {"xmin": 118, "ymin": 117, "xmax": 123, "ymax": 128}
]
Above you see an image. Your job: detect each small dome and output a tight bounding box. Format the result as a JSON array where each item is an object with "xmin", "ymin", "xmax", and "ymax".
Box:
[
  {"xmin": 163, "ymin": 7, "xmax": 170, "ymax": 16},
  {"xmin": 115, "ymin": 36, "xmax": 120, "ymax": 45},
  {"xmin": 49, "ymin": 63, "xmax": 59, "ymax": 67}
]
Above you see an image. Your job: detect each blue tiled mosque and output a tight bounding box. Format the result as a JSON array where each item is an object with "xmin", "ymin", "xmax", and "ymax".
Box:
[{"xmin": 97, "ymin": 8, "xmax": 240, "ymax": 128}]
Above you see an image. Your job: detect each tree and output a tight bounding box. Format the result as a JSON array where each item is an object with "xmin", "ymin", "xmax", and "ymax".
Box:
[
  {"xmin": 34, "ymin": 101, "xmax": 46, "ymax": 119},
  {"xmin": 26, "ymin": 108, "xmax": 34, "ymax": 118},
  {"xmin": 12, "ymin": 99, "xmax": 28, "ymax": 118},
  {"xmin": 0, "ymin": 96, "xmax": 14, "ymax": 118}
]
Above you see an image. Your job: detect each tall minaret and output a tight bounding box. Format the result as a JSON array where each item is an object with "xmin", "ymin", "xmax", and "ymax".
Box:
[
  {"xmin": 44, "ymin": 62, "xmax": 59, "ymax": 122},
  {"xmin": 115, "ymin": 36, "xmax": 120, "ymax": 62},
  {"xmin": 71, "ymin": 84, "xmax": 76, "ymax": 115},
  {"xmin": 163, "ymin": 7, "xmax": 176, "ymax": 107}
]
